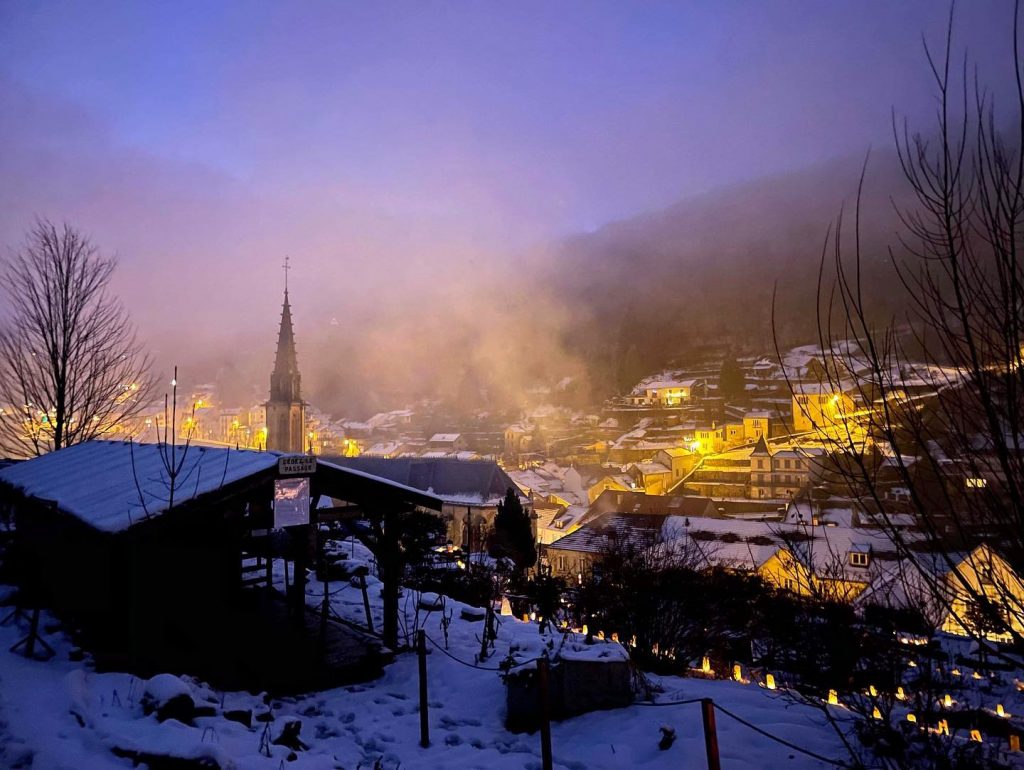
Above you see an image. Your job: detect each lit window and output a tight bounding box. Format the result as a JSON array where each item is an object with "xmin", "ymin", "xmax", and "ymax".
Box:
[
  {"xmin": 849, "ymin": 551, "xmax": 870, "ymax": 568},
  {"xmin": 966, "ymin": 478, "xmax": 987, "ymax": 489}
]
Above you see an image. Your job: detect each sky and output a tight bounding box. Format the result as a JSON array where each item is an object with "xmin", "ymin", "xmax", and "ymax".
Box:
[{"xmin": 0, "ymin": 1, "xmax": 1017, "ymax": 413}]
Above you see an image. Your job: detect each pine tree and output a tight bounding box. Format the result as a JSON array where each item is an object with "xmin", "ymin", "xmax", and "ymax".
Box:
[
  {"xmin": 718, "ymin": 355, "xmax": 745, "ymax": 401},
  {"xmin": 489, "ymin": 488, "xmax": 536, "ymax": 572}
]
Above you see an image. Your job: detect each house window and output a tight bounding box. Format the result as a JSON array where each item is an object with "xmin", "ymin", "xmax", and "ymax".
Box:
[
  {"xmin": 556, "ymin": 555, "xmax": 567, "ymax": 571},
  {"xmin": 848, "ymin": 551, "xmax": 870, "ymax": 568},
  {"xmin": 784, "ymin": 578, "xmax": 796, "ymax": 592},
  {"xmin": 966, "ymin": 477, "xmax": 987, "ymax": 489}
]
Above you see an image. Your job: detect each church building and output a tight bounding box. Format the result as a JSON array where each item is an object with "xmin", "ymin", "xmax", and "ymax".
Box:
[{"xmin": 267, "ymin": 263, "xmax": 306, "ymax": 453}]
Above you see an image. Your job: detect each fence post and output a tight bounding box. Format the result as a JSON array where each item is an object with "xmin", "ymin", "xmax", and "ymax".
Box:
[
  {"xmin": 701, "ymin": 698, "xmax": 721, "ymax": 770},
  {"xmin": 359, "ymin": 573, "xmax": 374, "ymax": 633},
  {"xmin": 417, "ymin": 629, "xmax": 430, "ymax": 748},
  {"xmin": 479, "ymin": 606, "xmax": 493, "ymax": 661},
  {"xmin": 537, "ymin": 656, "xmax": 553, "ymax": 770}
]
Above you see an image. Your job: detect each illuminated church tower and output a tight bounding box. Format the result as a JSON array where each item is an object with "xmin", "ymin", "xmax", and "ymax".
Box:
[{"xmin": 266, "ymin": 259, "xmax": 306, "ymax": 453}]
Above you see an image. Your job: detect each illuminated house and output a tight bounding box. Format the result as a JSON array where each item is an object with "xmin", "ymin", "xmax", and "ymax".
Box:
[
  {"xmin": 748, "ymin": 437, "xmax": 826, "ymax": 499},
  {"xmin": 791, "ymin": 382, "xmax": 855, "ymax": 434},
  {"xmin": 856, "ymin": 544, "xmax": 1024, "ymax": 642},
  {"xmin": 628, "ymin": 377, "xmax": 700, "ymax": 406},
  {"xmin": 742, "ymin": 410, "xmax": 771, "ymax": 441},
  {"xmin": 652, "ymin": 447, "xmax": 699, "ymax": 485},
  {"xmin": 627, "ymin": 461, "xmax": 674, "ymax": 495}
]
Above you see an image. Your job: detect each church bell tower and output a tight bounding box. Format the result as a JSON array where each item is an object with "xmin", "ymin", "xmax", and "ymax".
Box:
[{"xmin": 266, "ymin": 258, "xmax": 306, "ymax": 453}]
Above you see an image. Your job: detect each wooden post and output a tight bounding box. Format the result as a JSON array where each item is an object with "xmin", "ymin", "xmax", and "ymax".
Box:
[
  {"xmin": 417, "ymin": 629, "xmax": 430, "ymax": 748},
  {"xmin": 537, "ymin": 656, "xmax": 553, "ymax": 770},
  {"xmin": 479, "ymin": 606, "xmax": 493, "ymax": 661},
  {"xmin": 381, "ymin": 507, "xmax": 401, "ymax": 649},
  {"xmin": 320, "ymin": 576, "xmax": 329, "ymax": 638},
  {"xmin": 701, "ymin": 698, "xmax": 721, "ymax": 770},
  {"xmin": 24, "ymin": 607, "xmax": 39, "ymax": 658},
  {"xmin": 359, "ymin": 573, "xmax": 374, "ymax": 633}
]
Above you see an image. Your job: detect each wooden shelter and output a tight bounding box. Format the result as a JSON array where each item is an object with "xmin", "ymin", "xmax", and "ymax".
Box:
[{"xmin": 0, "ymin": 440, "xmax": 441, "ymax": 693}]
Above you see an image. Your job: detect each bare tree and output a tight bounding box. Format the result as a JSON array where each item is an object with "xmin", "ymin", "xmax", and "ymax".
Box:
[
  {"xmin": 772, "ymin": 0, "xmax": 1024, "ymax": 649},
  {"xmin": 0, "ymin": 220, "xmax": 152, "ymax": 457}
]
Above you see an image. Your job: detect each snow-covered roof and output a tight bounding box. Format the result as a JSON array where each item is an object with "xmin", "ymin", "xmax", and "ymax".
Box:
[
  {"xmin": 429, "ymin": 433, "xmax": 462, "ymax": 443},
  {"xmin": 0, "ymin": 440, "xmax": 281, "ymax": 533}
]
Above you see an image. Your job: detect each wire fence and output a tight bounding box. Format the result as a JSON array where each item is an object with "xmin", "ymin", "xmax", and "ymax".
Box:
[
  {"xmin": 420, "ymin": 630, "xmax": 546, "ymax": 672},
  {"xmin": 417, "ymin": 629, "xmax": 852, "ymax": 766},
  {"xmin": 713, "ymin": 701, "xmax": 855, "ymax": 768}
]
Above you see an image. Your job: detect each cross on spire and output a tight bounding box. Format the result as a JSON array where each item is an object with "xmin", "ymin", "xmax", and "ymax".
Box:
[{"xmin": 282, "ymin": 255, "xmax": 291, "ymax": 292}]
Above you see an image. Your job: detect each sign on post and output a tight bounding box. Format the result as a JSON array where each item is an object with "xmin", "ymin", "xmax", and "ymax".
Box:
[
  {"xmin": 274, "ymin": 477, "xmax": 310, "ymax": 528},
  {"xmin": 278, "ymin": 455, "xmax": 317, "ymax": 475}
]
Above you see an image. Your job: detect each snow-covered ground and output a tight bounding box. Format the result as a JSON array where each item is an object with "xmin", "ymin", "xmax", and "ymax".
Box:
[{"xmin": 0, "ymin": 541, "xmax": 861, "ymax": 769}]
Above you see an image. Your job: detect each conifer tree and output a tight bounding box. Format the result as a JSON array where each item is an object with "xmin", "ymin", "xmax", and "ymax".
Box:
[{"xmin": 489, "ymin": 487, "xmax": 536, "ymax": 572}]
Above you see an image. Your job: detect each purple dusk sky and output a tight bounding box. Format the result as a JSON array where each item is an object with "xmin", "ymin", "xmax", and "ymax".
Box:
[{"xmin": 0, "ymin": 1, "xmax": 1015, "ymax": 407}]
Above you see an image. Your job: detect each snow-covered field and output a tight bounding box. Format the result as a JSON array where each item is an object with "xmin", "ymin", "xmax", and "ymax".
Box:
[{"xmin": 0, "ymin": 542, "xmax": 857, "ymax": 769}]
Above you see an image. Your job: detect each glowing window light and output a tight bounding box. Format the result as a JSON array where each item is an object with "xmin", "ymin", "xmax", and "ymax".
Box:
[{"xmin": 765, "ymin": 673, "xmax": 776, "ymax": 690}]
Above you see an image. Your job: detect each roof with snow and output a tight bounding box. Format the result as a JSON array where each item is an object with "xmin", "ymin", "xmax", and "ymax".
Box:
[
  {"xmin": 0, "ymin": 440, "xmax": 281, "ymax": 533},
  {"xmin": 322, "ymin": 455, "xmax": 522, "ymax": 505},
  {"xmin": 0, "ymin": 440, "xmax": 444, "ymax": 534}
]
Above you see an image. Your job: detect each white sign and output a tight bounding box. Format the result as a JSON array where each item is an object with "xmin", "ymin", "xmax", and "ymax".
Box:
[
  {"xmin": 278, "ymin": 455, "xmax": 317, "ymax": 475},
  {"xmin": 274, "ymin": 477, "xmax": 310, "ymax": 528}
]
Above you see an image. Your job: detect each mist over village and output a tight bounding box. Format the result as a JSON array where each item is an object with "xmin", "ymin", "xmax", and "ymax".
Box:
[{"xmin": 0, "ymin": 3, "xmax": 1023, "ymax": 769}]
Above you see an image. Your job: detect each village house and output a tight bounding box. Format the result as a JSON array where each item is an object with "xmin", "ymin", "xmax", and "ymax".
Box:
[
  {"xmin": 428, "ymin": 433, "xmax": 468, "ymax": 453},
  {"xmin": 507, "ymin": 462, "xmax": 587, "ymax": 508},
  {"xmin": 693, "ymin": 424, "xmax": 725, "ymax": 454},
  {"xmin": 626, "ymin": 461, "xmax": 674, "ymax": 495},
  {"xmin": 503, "ymin": 423, "xmax": 535, "ymax": 463},
  {"xmin": 627, "ymin": 377, "xmax": 702, "ymax": 406},
  {"xmin": 651, "ymin": 447, "xmax": 699, "ymax": 485},
  {"xmin": 674, "ymin": 436, "xmax": 827, "ymax": 501},
  {"xmin": 578, "ymin": 489, "xmax": 718, "ymax": 527},
  {"xmin": 855, "ymin": 543, "xmax": 1024, "ymax": 642},
  {"xmin": 791, "ymin": 382, "xmax": 857, "ymax": 435},
  {"xmin": 324, "ymin": 455, "xmax": 527, "ymax": 551},
  {"xmin": 742, "ymin": 410, "xmax": 771, "ymax": 441},
  {"xmin": 587, "ymin": 471, "xmax": 642, "ymax": 503}
]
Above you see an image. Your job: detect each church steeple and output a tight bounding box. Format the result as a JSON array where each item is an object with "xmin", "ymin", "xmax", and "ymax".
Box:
[
  {"xmin": 270, "ymin": 286, "xmax": 301, "ymax": 402},
  {"xmin": 266, "ymin": 258, "xmax": 306, "ymax": 453}
]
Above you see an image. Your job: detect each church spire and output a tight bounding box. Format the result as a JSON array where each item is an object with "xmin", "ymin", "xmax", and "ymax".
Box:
[
  {"xmin": 267, "ymin": 258, "xmax": 305, "ymax": 453},
  {"xmin": 270, "ymin": 258, "xmax": 301, "ymax": 402}
]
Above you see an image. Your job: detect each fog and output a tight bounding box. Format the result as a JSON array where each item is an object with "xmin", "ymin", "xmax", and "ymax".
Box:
[{"xmin": 0, "ymin": 2, "xmax": 1015, "ymax": 416}]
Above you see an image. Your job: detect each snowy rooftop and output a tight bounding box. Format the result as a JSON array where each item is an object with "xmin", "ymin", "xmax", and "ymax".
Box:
[{"xmin": 0, "ymin": 440, "xmax": 281, "ymax": 533}]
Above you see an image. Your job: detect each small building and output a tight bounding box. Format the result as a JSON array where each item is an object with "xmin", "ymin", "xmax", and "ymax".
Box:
[
  {"xmin": 323, "ymin": 455, "xmax": 526, "ymax": 552},
  {"xmin": 0, "ymin": 440, "xmax": 442, "ymax": 692},
  {"xmin": 628, "ymin": 378, "xmax": 700, "ymax": 406},
  {"xmin": 652, "ymin": 447, "xmax": 699, "ymax": 485},
  {"xmin": 791, "ymin": 383, "xmax": 856, "ymax": 434},
  {"xmin": 428, "ymin": 433, "xmax": 468, "ymax": 453},
  {"xmin": 627, "ymin": 461, "xmax": 673, "ymax": 495}
]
